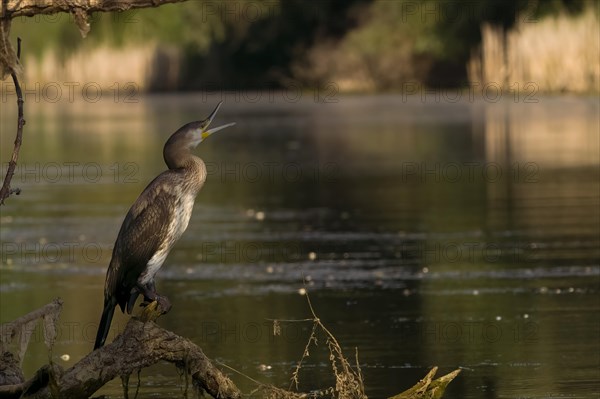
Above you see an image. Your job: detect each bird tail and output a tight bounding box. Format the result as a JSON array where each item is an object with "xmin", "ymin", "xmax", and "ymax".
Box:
[{"xmin": 94, "ymin": 299, "xmax": 116, "ymax": 350}]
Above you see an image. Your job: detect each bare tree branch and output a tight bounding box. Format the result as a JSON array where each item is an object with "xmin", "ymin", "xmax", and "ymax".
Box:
[
  {"xmin": 2, "ymin": 0, "xmax": 190, "ymax": 19},
  {"xmin": 0, "ymin": 37, "xmax": 24, "ymax": 206},
  {"xmin": 0, "ymin": 301, "xmax": 241, "ymax": 399}
]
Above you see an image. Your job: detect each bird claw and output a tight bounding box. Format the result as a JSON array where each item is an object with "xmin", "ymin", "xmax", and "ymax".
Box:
[
  {"xmin": 139, "ymin": 301, "xmax": 160, "ymax": 322},
  {"xmin": 138, "ymin": 292, "xmax": 171, "ymax": 314},
  {"xmin": 156, "ymin": 295, "xmax": 172, "ymax": 314}
]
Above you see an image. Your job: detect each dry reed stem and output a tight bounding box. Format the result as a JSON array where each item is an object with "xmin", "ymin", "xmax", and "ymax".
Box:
[
  {"xmin": 282, "ymin": 291, "xmax": 367, "ymax": 399},
  {"xmin": 469, "ymin": 7, "xmax": 600, "ymax": 93}
]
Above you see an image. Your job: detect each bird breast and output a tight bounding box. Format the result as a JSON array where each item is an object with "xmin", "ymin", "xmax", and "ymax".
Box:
[
  {"xmin": 139, "ymin": 187, "xmax": 196, "ymax": 286},
  {"xmin": 168, "ymin": 189, "xmax": 196, "ymax": 244}
]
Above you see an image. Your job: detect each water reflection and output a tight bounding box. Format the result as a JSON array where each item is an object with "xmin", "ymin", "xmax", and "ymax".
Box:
[{"xmin": 1, "ymin": 94, "xmax": 599, "ymax": 398}]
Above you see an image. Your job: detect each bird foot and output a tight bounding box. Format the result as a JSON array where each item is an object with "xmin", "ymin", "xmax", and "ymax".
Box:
[
  {"xmin": 139, "ymin": 301, "xmax": 161, "ymax": 322},
  {"xmin": 156, "ymin": 295, "xmax": 172, "ymax": 314},
  {"xmin": 140, "ymin": 295, "xmax": 173, "ymax": 314}
]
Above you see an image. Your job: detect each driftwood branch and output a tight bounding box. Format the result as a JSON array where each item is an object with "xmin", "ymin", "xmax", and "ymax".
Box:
[
  {"xmin": 0, "ymin": 37, "xmax": 24, "ymax": 206},
  {"xmin": 388, "ymin": 367, "xmax": 461, "ymax": 399},
  {"xmin": 0, "ymin": 298, "xmax": 63, "ymax": 399},
  {"xmin": 0, "ymin": 352, "xmax": 25, "ymax": 396},
  {"xmin": 0, "ymin": 302, "xmax": 241, "ymax": 399},
  {"xmin": 1, "ymin": 300, "xmax": 460, "ymax": 399},
  {"xmin": 0, "ymin": 364, "xmax": 62, "ymax": 399},
  {"xmin": 46, "ymin": 317, "xmax": 242, "ymax": 399}
]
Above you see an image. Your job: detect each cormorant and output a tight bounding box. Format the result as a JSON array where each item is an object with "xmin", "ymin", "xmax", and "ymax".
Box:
[{"xmin": 94, "ymin": 102, "xmax": 235, "ymax": 350}]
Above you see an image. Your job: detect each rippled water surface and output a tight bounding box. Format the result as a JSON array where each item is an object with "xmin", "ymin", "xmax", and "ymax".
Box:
[{"xmin": 1, "ymin": 94, "xmax": 599, "ymax": 398}]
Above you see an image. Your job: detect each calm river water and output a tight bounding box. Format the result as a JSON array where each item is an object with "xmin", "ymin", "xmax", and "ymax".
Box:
[{"xmin": 1, "ymin": 93, "xmax": 599, "ymax": 398}]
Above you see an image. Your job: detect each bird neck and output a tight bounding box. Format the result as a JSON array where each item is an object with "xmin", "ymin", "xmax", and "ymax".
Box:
[
  {"xmin": 169, "ymin": 154, "xmax": 207, "ymax": 190},
  {"xmin": 183, "ymin": 154, "xmax": 206, "ymax": 177}
]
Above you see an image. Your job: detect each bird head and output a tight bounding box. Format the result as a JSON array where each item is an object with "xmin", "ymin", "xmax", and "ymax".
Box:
[{"xmin": 164, "ymin": 101, "xmax": 235, "ymax": 169}]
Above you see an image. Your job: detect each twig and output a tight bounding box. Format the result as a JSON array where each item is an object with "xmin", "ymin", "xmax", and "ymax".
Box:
[
  {"xmin": 273, "ymin": 278, "xmax": 367, "ymax": 398},
  {"xmin": 0, "ymin": 37, "xmax": 25, "ymax": 206},
  {"xmin": 265, "ymin": 318, "xmax": 314, "ymax": 323},
  {"xmin": 218, "ymin": 362, "xmax": 326, "ymax": 399},
  {"xmin": 217, "ymin": 362, "xmax": 264, "ymax": 386},
  {"xmin": 289, "ymin": 322, "xmax": 319, "ymax": 391}
]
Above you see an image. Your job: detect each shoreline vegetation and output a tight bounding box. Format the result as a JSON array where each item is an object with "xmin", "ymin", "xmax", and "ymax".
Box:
[
  {"xmin": 469, "ymin": 7, "xmax": 599, "ymax": 94},
  {"xmin": 5, "ymin": 1, "xmax": 600, "ymax": 94}
]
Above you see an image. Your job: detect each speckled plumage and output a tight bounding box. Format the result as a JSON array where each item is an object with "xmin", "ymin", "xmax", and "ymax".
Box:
[
  {"xmin": 94, "ymin": 104, "xmax": 233, "ymax": 350},
  {"xmin": 105, "ymin": 160, "xmax": 206, "ymax": 312}
]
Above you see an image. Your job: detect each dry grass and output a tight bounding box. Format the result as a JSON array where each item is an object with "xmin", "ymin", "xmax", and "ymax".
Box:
[
  {"xmin": 221, "ymin": 289, "xmax": 368, "ymax": 399},
  {"xmin": 19, "ymin": 43, "xmax": 181, "ymax": 91},
  {"xmin": 469, "ymin": 7, "xmax": 600, "ymax": 93},
  {"xmin": 285, "ymin": 293, "xmax": 367, "ymax": 399}
]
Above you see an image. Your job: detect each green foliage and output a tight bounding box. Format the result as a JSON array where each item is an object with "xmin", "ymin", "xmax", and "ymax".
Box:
[
  {"xmin": 7, "ymin": 0, "xmax": 591, "ymax": 89},
  {"xmin": 10, "ymin": 0, "xmax": 280, "ymax": 57},
  {"xmin": 296, "ymin": 0, "xmax": 594, "ymax": 89},
  {"xmin": 10, "ymin": 14, "xmax": 81, "ymax": 58}
]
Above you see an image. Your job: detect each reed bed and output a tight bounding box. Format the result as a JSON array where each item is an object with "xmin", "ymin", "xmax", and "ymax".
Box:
[
  {"xmin": 469, "ymin": 7, "xmax": 600, "ymax": 93},
  {"xmin": 16, "ymin": 43, "xmax": 181, "ymax": 92}
]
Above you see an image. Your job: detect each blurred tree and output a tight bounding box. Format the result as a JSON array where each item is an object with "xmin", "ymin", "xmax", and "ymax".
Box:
[
  {"xmin": 182, "ymin": 0, "xmax": 369, "ymax": 89},
  {"xmin": 291, "ymin": 0, "xmax": 595, "ymax": 89},
  {"xmin": 7, "ymin": 0, "xmax": 592, "ymax": 90}
]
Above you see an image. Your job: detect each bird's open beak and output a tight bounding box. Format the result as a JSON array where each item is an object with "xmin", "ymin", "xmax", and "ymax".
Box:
[{"xmin": 201, "ymin": 101, "xmax": 236, "ymax": 140}]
